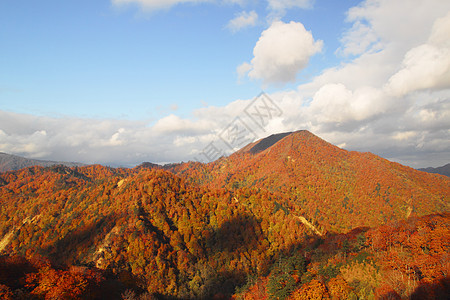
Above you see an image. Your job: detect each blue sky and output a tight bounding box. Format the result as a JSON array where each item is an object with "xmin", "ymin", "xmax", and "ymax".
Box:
[
  {"xmin": 1, "ymin": 0, "xmax": 449, "ymax": 167},
  {"xmin": 0, "ymin": 0, "xmax": 357, "ymax": 119}
]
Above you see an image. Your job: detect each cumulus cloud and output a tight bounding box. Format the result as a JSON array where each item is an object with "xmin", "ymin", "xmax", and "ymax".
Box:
[
  {"xmin": 226, "ymin": 11, "xmax": 258, "ymax": 32},
  {"xmin": 307, "ymin": 84, "xmax": 386, "ymax": 125},
  {"xmin": 238, "ymin": 21, "xmax": 322, "ymax": 85},
  {"xmin": 273, "ymin": 0, "xmax": 450, "ymax": 167},
  {"xmin": 107, "ymin": 128, "xmax": 126, "ymax": 147},
  {"xmin": 341, "ymin": 0, "xmax": 450, "ymax": 53},
  {"xmin": 3, "ymin": 0, "xmax": 449, "ymax": 168},
  {"xmin": 386, "ymin": 12, "xmax": 450, "ymax": 96}
]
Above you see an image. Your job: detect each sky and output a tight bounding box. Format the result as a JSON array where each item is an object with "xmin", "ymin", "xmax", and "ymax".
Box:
[{"xmin": 0, "ymin": 0, "xmax": 449, "ymax": 168}]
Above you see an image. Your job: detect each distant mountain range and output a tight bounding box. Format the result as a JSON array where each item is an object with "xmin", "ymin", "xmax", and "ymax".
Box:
[
  {"xmin": 419, "ymin": 163, "xmax": 450, "ymax": 177},
  {"xmin": 0, "ymin": 152, "xmax": 84, "ymax": 172},
  {"xmin": 2, "ymin": 142, "xmax": 448, "ymax": 177}
]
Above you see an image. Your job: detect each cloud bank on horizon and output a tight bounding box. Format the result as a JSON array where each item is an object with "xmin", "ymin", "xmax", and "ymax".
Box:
[{"xmin": 1, "ymin": 0, "xmax": 449, "ymax": 168}]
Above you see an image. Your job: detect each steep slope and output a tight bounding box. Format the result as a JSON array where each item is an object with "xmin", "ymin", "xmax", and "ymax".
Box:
[
  {"xmin": 172, "ymin": 130, "xmax": 449, "ymax": 232},
  {"xmin": 244, "ymin": 131, "xmax": 293, "ymax": 154},
  {"xmin": 0, "ymin": 165, "xmax": 314, "ymax": 298},
  {"xmin": 237, "ymin": 212, "xmax": 450, "ymax": 300},
  {"xmin": 0, "ymin": 131, "xmax": 448, "ymax": 299},
  {"xmin": 0, "ymin": 152, "xmax": 84, "ymax": 172}
]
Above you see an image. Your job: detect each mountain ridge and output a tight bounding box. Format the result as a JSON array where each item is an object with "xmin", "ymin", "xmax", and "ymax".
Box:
[
  {"xmin": 0, "ymin": 152, "xmax": 85, "ymax": 172},
  {"xmin": 239, "ymin": 131, "xmax": 294, "ymax": 154},
  {"xmin": 169, "ymin": 130, "xmax": 449, "ymax": 232},
  {"xmin": 419, "ymin": 163, "xmax": 450, "ymax": 177},
  {"xmin": 0, "ymin": 130, "xmax": 448, "ymax": 299}
]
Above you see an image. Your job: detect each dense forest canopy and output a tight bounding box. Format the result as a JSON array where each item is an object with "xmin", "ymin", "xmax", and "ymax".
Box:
[{"xmin": 0, "ymin": 131, "xmax": 448, "ymax": 299}]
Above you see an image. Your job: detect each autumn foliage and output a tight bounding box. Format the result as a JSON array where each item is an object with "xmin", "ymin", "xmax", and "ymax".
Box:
[{"xmin": 0, "ymin": 131, "xmax": 448, "ymax": 299}]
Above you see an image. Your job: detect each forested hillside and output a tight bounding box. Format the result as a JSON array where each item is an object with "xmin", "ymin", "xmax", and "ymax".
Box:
[
  {"xmin": 0, "ymin": 131, "xmax": 448, "ymax": 299},
  {"xmin": 169, "ymin": 131, "xmax": 449, "ymax": 232}
]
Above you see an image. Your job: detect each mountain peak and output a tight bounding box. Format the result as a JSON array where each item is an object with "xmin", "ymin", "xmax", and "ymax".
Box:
[
  {"xmin": 238, "ymin": 130, "xmax": 322, "ymax": 155},
  {"xmin": 248, "ymin": 132, "xmax": 293, "ymax": 154}
]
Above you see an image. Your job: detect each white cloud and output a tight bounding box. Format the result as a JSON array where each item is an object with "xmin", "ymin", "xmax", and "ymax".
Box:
[
  {"xmin": 111, "ymin": 0, "xmax": 209, "ymax": 11},
  {"xmin": 347, "ymin": 0, "xmax": 449, "ymax": 48},
  {"xmin": 308, "ymin": 84, "xmax": 386, "ymax": 125},
  {"xmin": 266, "ymin": 0, "xmax": 315, "ymax": 24},
  {"xmin": 223, "ymin": 0, "xmax": 247, "ymax": 4},
  {"xmin": 112, "ymin": 0, "xmax": 251, "ymax": 13},
  {"xmin": 264, "ymin": 0, "xmax": 450, "ymax": 167},
  {"xmin": 239, "ymin": 21, "xmax": 322, "ymax": 85},
  {"xmin": 226, "ymin": 11, "xmax": 258, "ymax": 32},
  {"xmin": 338, "ymin": 21, "xmax": 380, "ymax": 56},
  {"xmin": 392, "ymin": 131, "xmax": 417, "ymax": 141},
  {"xmin": 2, "ymin": 0, "xmax": 449, "ymax": 169},
  {"xmin": 387, "ymin": 45, "xmax": 450, "ymax": 96},
  {"xmin": 267, "ymin": 0, "xmax": 312, "ymax": 10},
  {"xmin": 339, "ymin": 0, "xmax": 450, "ymax": 56},
  {"xmin": 152, "ymin": 114, "xmax": 212, "ymax": 134},
  {"xmin": 236, "ymin": 62, "xmax": 252, "ymax": 80},
  {"xmin": 0, "ymin": 102, "xmax": 255, "ymax": 165},
  {"xmin": 173, "ymin": 136, "xmax": 197, "ymax": 147},
  {"xmin": 112, "ymin": 0, "xmax": 313, "ymax": 15},
  {"xmin": 296, "ymin": 1, "xmax": 450, "ymax": 127},
  {"xmin": 429, "ymin": 11, "xmax": 450, "ymax": 47},
  {"xmin": 386, "ymin": 12, "xmax": 450, "ymax": 96},
  {"xmin": 107, "ymin": 128, "xmax": 126, "ymax": 146}
]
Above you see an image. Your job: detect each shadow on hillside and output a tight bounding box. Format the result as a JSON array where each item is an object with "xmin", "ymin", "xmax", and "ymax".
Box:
[
  {"xmin": 195, "ymin": 213, "xmax": 320, "ymax": 299},
  {"xmin": 410, "ymin": 276, "xmax": 450, "ymax": 300},
  {"xmin": 203, "ymin": 213, "xmax": 261, "ymax": 254},
  {"xmin": 194, "ymin": 213, "xmax": 263, "ymax": 299},
  {"xmin": 41, "ymin": 214, "xmax": 117, "ymax": 266},
  {"xmin": 249, "ymin": 132, "xmax": 293, "ymax": 154},
  {"xmin": 195, "ymin": 217, "xmax": 377, "ymax": 299},
  {"xmin": 0, "ymin": 255, "xmax": 37, "ymax": 289},
  {"xmin": 376, "ymin": 276, "xmax": 450, "ymax": 300}
]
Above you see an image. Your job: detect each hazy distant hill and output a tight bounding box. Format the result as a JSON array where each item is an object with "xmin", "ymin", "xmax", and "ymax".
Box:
[
  {"xmin": 419, "ymin": 163, "xmax": 450, "ymax": 177},
  {"xmin": 0, "ymin": 152, "xmax": 84, "ymax": 172}
]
